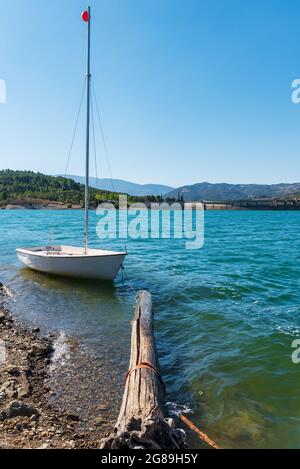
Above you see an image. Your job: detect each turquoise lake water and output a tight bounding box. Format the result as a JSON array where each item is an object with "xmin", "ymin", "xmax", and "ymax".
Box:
[{"xmin": 1, "ymin": 209, "xmax": 300, "ymax": 448}]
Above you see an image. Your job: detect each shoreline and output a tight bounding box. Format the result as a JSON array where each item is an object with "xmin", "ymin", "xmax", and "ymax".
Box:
[
  {"xmin": 1, "ymin": 198, "xmax": 300, "ymax": 211},
  {"xmin": 2, "ymin": 205, "xmax": 300, "ymax": 211},
  {"xmin": 0, "ymin": 284, "xmax": 113, "ymax": 449}
]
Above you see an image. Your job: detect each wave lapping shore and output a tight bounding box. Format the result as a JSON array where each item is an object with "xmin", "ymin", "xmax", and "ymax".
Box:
[{"xmin": 0, "ymin": 285, "xmax": 112, "ymax": 449}]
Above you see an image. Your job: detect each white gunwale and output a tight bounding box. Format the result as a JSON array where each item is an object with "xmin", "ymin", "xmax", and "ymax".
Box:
[{"xmin": 16, "ymin": 246, "xmax": 126, "ymax": 259}]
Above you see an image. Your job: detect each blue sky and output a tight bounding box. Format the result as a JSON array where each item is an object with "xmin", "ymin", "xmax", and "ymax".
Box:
[{"xmin": 1, "ymin": 0, "xmax": 300, "ymax": 187}]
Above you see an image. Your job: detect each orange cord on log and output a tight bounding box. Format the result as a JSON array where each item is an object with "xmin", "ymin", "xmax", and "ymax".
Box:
[
  {"xmin": 179, "ymin": 413, "xmax": 222, "ymax": 449},
  {"xmin": 125, "ymin": 362, "xmax": 166, "ymax": 392}
]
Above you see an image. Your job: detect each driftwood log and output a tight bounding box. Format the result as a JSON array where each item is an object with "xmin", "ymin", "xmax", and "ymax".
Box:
[{"xmin": 100, "ymin": 290, "xmax": 186, "ymax": 449}]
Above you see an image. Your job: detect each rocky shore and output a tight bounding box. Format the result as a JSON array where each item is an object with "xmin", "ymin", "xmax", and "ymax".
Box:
[
  {"xmin": 0, "ymin": 198, "xmax": 82, "ymax": 210},
  {"xmin": 0, "ymin": 284, "xmax": 113, "ymax": 449}
]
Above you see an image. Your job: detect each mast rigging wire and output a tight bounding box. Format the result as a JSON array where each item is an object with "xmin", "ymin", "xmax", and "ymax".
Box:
[
  {"xmin": 64, "ymin": 77, "xmax": 87, "ymax": 177},
  {"xmin": 91, "ymin": 79, "xmax": 117, "ymax": 193},
  {"xmin": 91, "ymin": 92, "xmax": 100, "ymax": 189}
]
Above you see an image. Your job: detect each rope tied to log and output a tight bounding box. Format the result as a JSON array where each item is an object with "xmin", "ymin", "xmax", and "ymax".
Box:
[
  {"xmin": 100, "ymin": 291, "xmax": 187, "ymax": 449},
  {"xmin": 125, "ymin": 361, "xmax": 166, "ymax": 393}
]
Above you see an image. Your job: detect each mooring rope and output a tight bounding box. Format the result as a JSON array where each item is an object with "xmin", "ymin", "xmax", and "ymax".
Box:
[
  {"xmin": 120, "ymin": 263, "xmax": 136, "ymax": 292},
  {"xmin": 179, "ymin": 413, "xmax": 221, "ymax": 449}
]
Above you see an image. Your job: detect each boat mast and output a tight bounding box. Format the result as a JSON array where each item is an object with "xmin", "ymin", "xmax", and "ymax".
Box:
[{"xmin": 84, "ymin": 6, "xmax": 91, "ymax": 254}]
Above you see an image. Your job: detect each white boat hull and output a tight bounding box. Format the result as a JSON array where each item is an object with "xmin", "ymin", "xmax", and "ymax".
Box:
[{"xmin": 16, "ymin": 245, "xmax": 126, "ymax": 281}]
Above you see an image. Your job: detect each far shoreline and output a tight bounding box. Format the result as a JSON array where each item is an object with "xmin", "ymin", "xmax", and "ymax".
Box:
[{"xmin": 1, "ymin": 199, "xmax": 300, "ymax": 211}]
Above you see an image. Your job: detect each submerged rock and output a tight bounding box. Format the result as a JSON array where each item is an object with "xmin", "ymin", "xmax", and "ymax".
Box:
[
  {"xmin": 4, "ymin": 365, "xmax": 20, "ymax": 376},
  {"xmin": 17, "ymin": 372, "xmax": 31, "ymax": 398},
  {"xmin": 0, "ymin": 380, "xmax": 18, "ymax": 400},
  {"xmin": 30, "ymin": 343, "xmax": 52, "ymax": 358},
  {"xmin": 94, "ymin": 416, "xmax": 106, "ymax": 426},
  {"xmin": 1, "ymin": 400, "xmax": 39, "ymax": 419}
]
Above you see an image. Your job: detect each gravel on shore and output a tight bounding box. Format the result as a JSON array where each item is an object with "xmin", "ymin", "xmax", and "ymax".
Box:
[{"xmin": 0, "ymin": 284, "xmax": 114, "ymax": 449}]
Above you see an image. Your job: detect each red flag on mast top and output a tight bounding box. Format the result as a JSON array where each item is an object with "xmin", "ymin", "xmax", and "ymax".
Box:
[{"xmin": 82, "ymin": 10, "xmax": 89, "ymax": 22}]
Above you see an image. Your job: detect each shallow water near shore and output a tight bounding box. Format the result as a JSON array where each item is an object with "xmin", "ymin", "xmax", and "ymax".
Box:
[{"xmin": 1, "ymin": 209, "xmax": 300, "ymax": 448}]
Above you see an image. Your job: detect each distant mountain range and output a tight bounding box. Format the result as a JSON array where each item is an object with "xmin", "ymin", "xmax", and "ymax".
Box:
[
  {"xmin": 57, "ymin": 175, "xmax": 300, "ymax": 201},
  {"xmin": 59, "ymin": 175, "xmax": 174, "ymax": 197},
  {"xmin": 165, "ymin": 182, "xmax": 300, "ymax": 201}
]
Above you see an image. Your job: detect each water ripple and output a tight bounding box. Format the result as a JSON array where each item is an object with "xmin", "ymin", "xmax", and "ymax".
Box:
[{"xmin": 1, "ymin": 210, "xmax": 300, "ymax": 448}]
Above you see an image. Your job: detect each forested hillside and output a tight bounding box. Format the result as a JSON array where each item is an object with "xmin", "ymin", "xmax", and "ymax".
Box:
[{"xmin": 0, "ymin": 170, "xmax": 160, "ymax": 207}]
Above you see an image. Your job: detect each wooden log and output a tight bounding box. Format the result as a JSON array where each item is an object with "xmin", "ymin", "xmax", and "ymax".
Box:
[{"xmin": 100, "ymin": 290, "xmax": 186, "ymax": 449}]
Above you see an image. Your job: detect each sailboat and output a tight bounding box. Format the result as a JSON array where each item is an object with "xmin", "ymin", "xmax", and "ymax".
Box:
[{"xmin": 16, "ymin": 7, "xmax": 126, "ymax": 281}]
